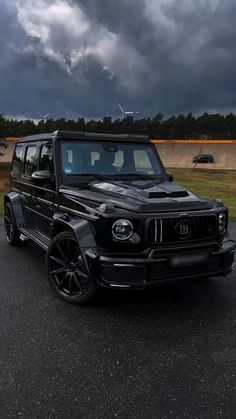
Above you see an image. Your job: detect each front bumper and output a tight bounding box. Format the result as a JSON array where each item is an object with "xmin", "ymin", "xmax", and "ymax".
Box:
[{"xmin": 86, "ymin": 239, "xmax": 236, "ymax": 289}]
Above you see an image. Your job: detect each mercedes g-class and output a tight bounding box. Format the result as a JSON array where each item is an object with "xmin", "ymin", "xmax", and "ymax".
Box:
[{"xmin": 4, "ymin": 131, "xmax": 236, "ymax": 303}]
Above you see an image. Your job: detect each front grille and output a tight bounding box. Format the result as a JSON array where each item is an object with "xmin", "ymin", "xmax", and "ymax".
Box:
[
  {"xmin": 101, "ymin": 265, "xmax": 146, "ymax": 285},
  {"xmin": 147, "ymin": 215, "xmax": 217, "ymax": 244}
]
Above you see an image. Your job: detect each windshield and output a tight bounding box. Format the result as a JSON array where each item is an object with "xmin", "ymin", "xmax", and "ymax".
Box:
[{"xmin": 60, "ymin": 141, "xmax": 165, "ymax": 179}]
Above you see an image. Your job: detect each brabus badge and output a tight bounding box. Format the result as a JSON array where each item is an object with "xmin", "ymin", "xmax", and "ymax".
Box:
[{"xmin": 179, "ymin": 224, "xmax": 189, "ymax": 235}]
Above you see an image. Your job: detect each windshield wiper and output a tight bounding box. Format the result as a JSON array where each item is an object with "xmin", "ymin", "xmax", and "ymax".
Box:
[
  {"xmin": 66, "ymin": 172, "xmax": 164, "ymax": 182},
  {"xmin": 113, "ymin": 173, "xmax": 163, "ymax": 180},
  {"xmin": 67, "ymin": 173, "xmax": 110, "ymax": 181}
]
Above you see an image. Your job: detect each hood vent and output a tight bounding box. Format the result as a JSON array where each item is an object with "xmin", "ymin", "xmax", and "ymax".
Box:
[{"xmin": 147, "ymin": 191, "xmax": 189, "ymax": 199}]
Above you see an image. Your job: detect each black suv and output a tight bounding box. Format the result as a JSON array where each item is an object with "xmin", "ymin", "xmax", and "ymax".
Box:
[
  {"xmin": 193, "ymin": 154, "xmax": 214, "ymax": 164},
  {"xmin": 4, "ymin": 131, "xmax": 236, "ymax": 304}
]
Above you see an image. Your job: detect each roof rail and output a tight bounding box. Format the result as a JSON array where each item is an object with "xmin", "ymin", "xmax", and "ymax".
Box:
[
  {"xmin": 18, "ymin": 131, "xmax": 150, "ymax": 143},
  {"xmin": 53, "ymin": 130, "xmax": 149, "ymax": 140}
]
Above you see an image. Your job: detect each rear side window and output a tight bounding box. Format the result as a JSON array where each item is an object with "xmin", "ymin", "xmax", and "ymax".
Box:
[
  {"xmin": 24, "ymin": 146, "xmax": 37, "ymax": 176},
  {"xmin": 12, "ymin": 145, "xmax": 24, "ymax": 176}
]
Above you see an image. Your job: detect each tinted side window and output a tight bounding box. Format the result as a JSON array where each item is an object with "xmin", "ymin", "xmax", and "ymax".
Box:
[
  {"xmin": 12, "ymin": 145, "xmax": 24, "ymax": 176},
  {"xmin": 24, "ymin": 146, "xmax": 37, "ymax": 176},
  {"xmin": 39, "ymin": 145, "xmax": 54, "ymax": 175}
]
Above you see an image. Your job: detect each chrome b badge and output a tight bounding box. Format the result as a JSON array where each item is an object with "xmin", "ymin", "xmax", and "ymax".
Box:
[{"xmin": 180, "ymin": 224, "xmax": 189, "ymax": 236}]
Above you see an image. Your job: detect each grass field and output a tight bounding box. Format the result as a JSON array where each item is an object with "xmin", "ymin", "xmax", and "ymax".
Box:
[
  {"xmin": 0, "ymin": 164, "xmax": 235, "ymax": 220},
  {"xmin": 170, "ymin": 168, "xmax": 236, "ymax": 220},
  {"xmin": 0, "ymin": 163, "xmax": 10, "ymax": 216}
]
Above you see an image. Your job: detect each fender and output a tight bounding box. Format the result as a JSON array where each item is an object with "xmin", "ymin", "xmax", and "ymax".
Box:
[
  {"xmin": 4, "ymin": 191, "xmax": 26, "ymax": 228},
  {"xmin": 52, "ymin": 214, "xmax": 97, "ymax": 248},
  {"xmin": 52, "ymin": 215, "xmax": 100, "ymax": 280}
]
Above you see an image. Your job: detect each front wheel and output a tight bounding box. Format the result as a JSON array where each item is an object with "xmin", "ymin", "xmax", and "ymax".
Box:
[
  {"xmin": 46, "ymin": 231, "xmax": 98, "ymax": 304},
  {"xmin": 4, "ymin": 202, "xmax": 21, "ymax": 246}
]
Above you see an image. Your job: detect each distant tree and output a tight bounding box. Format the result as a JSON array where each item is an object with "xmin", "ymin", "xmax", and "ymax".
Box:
[
  {"xmin": 224, "ymin": 113, "xmax": 236, "ymax": 138},
  {"xmin": 2, "ymin": 111, "xmax": 236, "ymax": 139},
  {"xmin": 85, "ymin": 119, "xmax": 99, "ymax": 132},
  {"xmin": 102, "ymin": 117, "xmax": 113, "ymax": 133},
  {"xmin": 0, "ymin": 114, "xmax": 7, "ymax": 137},
  {"xmin": 149, "ymin": 113, "xmax": 164, "ymax": 137},
  {"xmin": 76, "ymin": 118, "xmax": 86, "ymax": 131}
]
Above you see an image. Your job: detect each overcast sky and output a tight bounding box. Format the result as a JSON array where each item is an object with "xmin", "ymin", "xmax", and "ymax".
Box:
[{"xmin": 1, "ymin": 0, "xmax": 236, "ymax": 120}]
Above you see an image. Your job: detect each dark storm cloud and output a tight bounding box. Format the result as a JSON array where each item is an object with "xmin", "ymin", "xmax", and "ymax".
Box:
[
  {"xmin": 0, "ymin": 1, "xmax": 124, "ymax": 118},
  {"xmin": 74, "ymin": 0, "xmax": 156, "ymax": 52},
  {"xmin": 73, "ymin": 0, "xmax": 236, "ymax": 114},
  {"xmin": 1, "ymin": 0, "xmax": 236, "ymax": 118}
]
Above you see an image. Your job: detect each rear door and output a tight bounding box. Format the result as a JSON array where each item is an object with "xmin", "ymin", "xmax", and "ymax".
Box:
[
  {"xmin": 11, "ymin": 143, "xmax": 25, "ymax": 191},
  {"xmin": 21, "ymin": 143, "xmax": 38, "ymax": 227},
  {"xmin": 21, "ymin": 141, "xmax": 56, "ymax": 236}
]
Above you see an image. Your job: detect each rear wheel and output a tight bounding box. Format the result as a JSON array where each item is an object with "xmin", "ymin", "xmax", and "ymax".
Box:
[
  {"xmin": 4, "ymin": 202, "xmax": 20, "ymax": 246},
  {"xmin": 46, "ymin": 231, "xmax": 98, "ymax": 304}
]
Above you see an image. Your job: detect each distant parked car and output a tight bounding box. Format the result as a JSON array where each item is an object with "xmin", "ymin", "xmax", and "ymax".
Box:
[{"xmin": 193, "ymin": 154, "xmax": 214, "ymax": 164}]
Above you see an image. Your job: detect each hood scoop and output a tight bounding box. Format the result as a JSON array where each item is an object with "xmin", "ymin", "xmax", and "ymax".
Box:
[
  {"xmin": 147, "ymin": 190, "xmax": 189, "ymax": 199},
  {"xmin": 92, "ymin": 180, "xmax": 190, "ymax": 201},
  {"xmin": 139, "ymin": 182, "xmax": 190, "ymax": 199}
]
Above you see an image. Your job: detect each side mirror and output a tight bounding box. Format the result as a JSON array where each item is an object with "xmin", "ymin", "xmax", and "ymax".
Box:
[
  {"xmin": 31, "ymin": 170, "xmax": 53, "ymax": 183},
  {"xmin": 166, "ymin": 171, "xmax": 174, "ymax": 182}
]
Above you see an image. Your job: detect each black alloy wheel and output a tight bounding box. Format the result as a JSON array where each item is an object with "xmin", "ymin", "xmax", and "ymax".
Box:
[
  {"xmin": 46, "ymin": 231, "xmax": 97, "ymax": 304},
  {"xmin": 4, "ymin": 202, "xmax": 20, "ymax": 246}
]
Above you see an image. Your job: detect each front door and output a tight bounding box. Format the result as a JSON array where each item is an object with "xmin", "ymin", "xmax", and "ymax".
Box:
[{"xmin": 32, "ymin": 142, "xmax": 56, "ymax": 236}]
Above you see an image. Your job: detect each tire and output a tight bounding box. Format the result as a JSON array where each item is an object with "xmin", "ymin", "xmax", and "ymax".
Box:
[
  {"xmin": 46, "ymin": 230, "xmax": 98, "ymax": 304},
  {"xmin": 4, "ymin": 202, "xmax": 21, "ymax": 246}
]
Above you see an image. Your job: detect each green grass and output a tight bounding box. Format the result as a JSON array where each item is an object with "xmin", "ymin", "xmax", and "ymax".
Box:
[
  {"xmin": 169, "ymin": 168, "xmax": 236, "ymax": 221},
  {"xmin": 0, "ymin": 163, "xmax": 10, "ymax": 215},
  {"xmin": 0, "ymin": 164, "xmax": 235, "ymax": 220}
]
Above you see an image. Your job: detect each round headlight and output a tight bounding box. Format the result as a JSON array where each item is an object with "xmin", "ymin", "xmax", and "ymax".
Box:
[
  {"xmin": 112, "ymin": 219, "xmax": 134, "ymax": 241},
  {"xmin": 219, "ymin": 212, "xmax": 226, "ymax": 233}
]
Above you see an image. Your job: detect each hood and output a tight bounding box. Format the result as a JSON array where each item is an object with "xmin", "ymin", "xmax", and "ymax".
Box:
[{"xmin": 60, "ymin": 179, "xmax": 213, "ymax": 213}]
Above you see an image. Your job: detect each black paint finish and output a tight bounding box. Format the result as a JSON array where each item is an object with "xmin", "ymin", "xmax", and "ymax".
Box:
[{"xmin": 4, "ymin": 131, "xmax": 236, "ymax": 293}]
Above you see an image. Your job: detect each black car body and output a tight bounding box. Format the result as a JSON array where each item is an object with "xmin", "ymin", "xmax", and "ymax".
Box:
[
  {"xmin": 193, "ymin": 154, "xmax": 214, "ymax": 164},
  {"xmin": 4, "ymin": 131, "xmax": 236, "ymax": 303}
]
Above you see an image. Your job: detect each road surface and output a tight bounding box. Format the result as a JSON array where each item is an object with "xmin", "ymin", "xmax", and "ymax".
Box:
[{"xmin": 0, "ymin": 219, "xmax": 236, "ymax": 418}]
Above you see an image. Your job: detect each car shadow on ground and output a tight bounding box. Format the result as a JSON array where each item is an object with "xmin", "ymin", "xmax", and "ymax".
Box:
[
  {"xmin": 26, "ymin": 241, "xmax": 224, "ymax": 308},
  {"xmin": 94, "ymin": 275, "xmax": 225, "ymax": 311},
  {"xmin": 2, "ymin": 237, "xmax": 231, "ymax": 327}
]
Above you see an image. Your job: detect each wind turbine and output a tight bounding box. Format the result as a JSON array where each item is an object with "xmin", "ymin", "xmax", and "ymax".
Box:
[
  {"xmin": 118, "ymin": 103, "xmax": 139, "ymax": 120},
  {"xmin": 39, "ymin": 112, "xmax": 51, "ymax": 120}
]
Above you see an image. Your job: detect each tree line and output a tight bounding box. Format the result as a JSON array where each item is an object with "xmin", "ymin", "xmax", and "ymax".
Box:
[{"xmin": 1, "ymin": 112, "xmax": 236, "ymax": 139}]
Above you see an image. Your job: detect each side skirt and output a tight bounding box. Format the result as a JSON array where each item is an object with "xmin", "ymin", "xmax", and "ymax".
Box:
[{"xmin": 19, "ymin": 226, "xmax": 50, "ymax": 251}]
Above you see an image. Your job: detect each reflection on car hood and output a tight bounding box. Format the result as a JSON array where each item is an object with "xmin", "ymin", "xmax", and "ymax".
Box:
[{"xmin": 60, "ymin": 179, "xmax": 213, "ymax": 213}]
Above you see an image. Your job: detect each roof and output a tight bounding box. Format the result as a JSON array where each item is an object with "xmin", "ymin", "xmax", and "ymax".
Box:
[
  {"xmin": 18, "ymin": 130, "xmax": 149, "ymax": 143},
  {"xmin": 152, "ymin": 139, "xmax": 236, "ymax": 144}
]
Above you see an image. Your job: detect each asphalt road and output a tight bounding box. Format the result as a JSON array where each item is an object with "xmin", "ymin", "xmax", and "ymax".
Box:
[{"xmin": 0, "ymin": 219, "xmax": 236, "ymax": 419}]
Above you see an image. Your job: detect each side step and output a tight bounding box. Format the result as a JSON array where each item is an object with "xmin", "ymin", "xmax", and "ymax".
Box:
[{"xmin": 20, "ymin": 226, "xmax": 51, "ymax": 251}]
